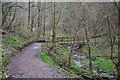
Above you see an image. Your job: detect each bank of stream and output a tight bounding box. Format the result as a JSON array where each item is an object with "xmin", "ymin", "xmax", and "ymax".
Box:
[
  {"xmin": 63, "ymin": 43, "xmax": 116, "ymax": 80},
  {"xmin": 41, "ymin": 42, "xmax": 116, "ymax": 80}
]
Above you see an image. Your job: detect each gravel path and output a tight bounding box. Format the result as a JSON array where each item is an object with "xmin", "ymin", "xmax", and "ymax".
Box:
[{"xmin": 5, "ymin": 43, "xmax": 68, "ymax": 78}]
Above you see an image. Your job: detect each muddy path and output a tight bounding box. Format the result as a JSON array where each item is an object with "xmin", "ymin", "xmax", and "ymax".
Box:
[{"xmin": 5, "ymin": 43, "xmax": 68, "ymax": 78}]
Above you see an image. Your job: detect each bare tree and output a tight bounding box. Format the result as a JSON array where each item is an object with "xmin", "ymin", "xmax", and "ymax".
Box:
[
  {"xmin": 2, "ymin": 2, "xmax": 17, "ymax": 31},
  {"xmin": 43, "ymin": 2, "xmax": 46, "ymax": 36},
  {"xmin": 30, "ymin": 2, "xmax": 35, "ymax": 31},
  {"xmin": 28, "ymin": 0, "xmax": 31, "ymax": 27},
  {"xmin": 37, "ymin": 2, "xmax": 42, "ymax": 37},
  {"xmin": 114, "ymin": 1, "xmax": 120, "ymax": 80},
  {"xmin": 51, "ymin": 3, "xmax": 62, "ymax": 49}
]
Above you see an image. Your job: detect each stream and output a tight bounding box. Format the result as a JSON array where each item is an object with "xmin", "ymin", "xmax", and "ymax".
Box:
[{"xmin": 63, "ymin": 44, "xmax": 116, "ymax": 80}]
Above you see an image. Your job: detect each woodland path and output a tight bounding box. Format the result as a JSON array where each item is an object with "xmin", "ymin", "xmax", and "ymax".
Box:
[{"xmin": 5, "ymin": 43, "xmax": 68, "ymax": 78}]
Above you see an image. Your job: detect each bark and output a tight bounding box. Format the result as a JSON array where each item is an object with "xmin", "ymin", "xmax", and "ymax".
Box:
[
  {"xmin": 30, "ymin": 2, "xmax": 34, "ymax": 31},
  {"xmin": 5, "ymin": 3, "xmax": 16, "ymax": 32},
  {"xmin": 37, "ymin": 2, "xmax": 42, "ymax": 37},
  {"xmin": 116, "ymin": 63, "xmax": 120, "ymax": 80},
  {"xmin": 117, "ymin": 2, "xmax": 120, "ymax": 80},
  {"xmin": 83, "ymin": 6, "xmax": 92, "ymax": 71},
  {"xmin": 114, "ymin": 1, "xmax": 120, "ymax": 80},
  {"xmin": 28, "ymin": 1, "xmax": 30, "ymax": 27},
  {"xmin": 8, "ymin": 7, "xmax": 16, "ymax": 31},
  {"xmin": 68, "ymin": 50, "xmax": 72, "ymax": 67},
  {"xmin": 51, "ymin": 3, "xmax": 56, "ymax": 49},
  {"xmin": 85, "ymin": 27, "xmax": 92, "ymax": 71},
  {"xmin": 51, "ymin": 3, "xmax": 61, "ymax": 49},
  {"xmin": 106, "ymin": 15, "xmax": 115, "ymax": 61},
  {"xmin": 2, "ymin": 3, "xmax": 16, "ymax": 26},
  {"xmin": 43, "ymin": 2, "xmax": 46, "ymax": 36}
]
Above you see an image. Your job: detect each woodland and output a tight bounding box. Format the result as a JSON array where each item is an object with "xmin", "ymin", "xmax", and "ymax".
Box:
[{"xmin": 0, "ymin": 1, "xmax": 120, "ymax": 80}]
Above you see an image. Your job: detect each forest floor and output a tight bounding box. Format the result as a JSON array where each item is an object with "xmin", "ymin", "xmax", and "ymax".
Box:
[{"xmin": 4, "ymin": 43, "xmax": 68, "ymax": 78}]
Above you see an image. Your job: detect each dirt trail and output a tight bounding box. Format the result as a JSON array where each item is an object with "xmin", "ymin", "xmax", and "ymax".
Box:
[{"xmin": 5, "ymin": 43, "xmax": 68, "ymax": 78}]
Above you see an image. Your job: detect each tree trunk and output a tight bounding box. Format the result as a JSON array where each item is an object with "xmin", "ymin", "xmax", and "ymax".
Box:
[
  {"xmin": 30, "ymin": 2, "xmax": 34, "ymax": 31},
  {"xmin": 116, "ymin": 63, "xmax": 120, "ymax": 80},
  {"xmin": 68, "ymin": 50, "xmax": 72, "ymax": 67},
  {"xmin": 37, "ymin": 2, "xmax": 41, "ymax": 38},
  {"xmin": 43, "ymin": 2, "xmax": 46, "ymax": 36},
  {"xmin": 85, "ymin": 27, "xmax": 92, "ymax": 71},
  {"xmin": 117, "ymin": 2, "xmax": 120, "ymax": 80},
  {"xmin": 51, "ymin": 3, "xmax": 56, "ymax": 49},
  {"xmin": 28, "ymin": 1, "xmax": 30, "ymax": 27},
  {"xmin": 115, "ymin": 1, "xmax": 120, "ymax": 80}
]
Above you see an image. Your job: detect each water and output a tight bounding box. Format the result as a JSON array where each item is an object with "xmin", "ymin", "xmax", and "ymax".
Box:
[
  {"xmin": 74, "ymin": 60, "xmax": 83, "ymax": 67},
  {"xmin": 61, "ymin": 43, "xmax": 116, "ymax": 79}
]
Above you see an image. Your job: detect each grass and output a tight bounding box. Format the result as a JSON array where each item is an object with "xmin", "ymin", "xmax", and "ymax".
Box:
[
  {"xmin": 60, "ymin": 47, "xmax": 69, "ymax": 55},
  {"xmin": 42, "ymin": 44, "xmax": 70, "ymax": 63},
  {"xmin": 71, "ymin": 62, "xmax": 86, "ymax": 73},
  {"xmin": 81, "ymin": 59, "xmax": 89, "ymax": 65},
  {"xmin": 41, "ymin": 44, "xmax": 93, "ymax": 78},
  {"xmin": 3, "ymin": 37, "xmax": 18, "ymax": 46},
  {"xmin": 0, "ymin": 43, "xmax": 10, "ymax": 72},
  {"xmin": 2, "ymin": 56, "xmax": 10, "ymax": 71},
  {"xmin": 41, "ymin": 37, "xmax": 116, "ymax": 78},
  {"xmin": 1, "ymin": 35, "xmax": 38, "ymax": 74},
  {"xmin": 83, "ymin": 44, "xmax": 115, "ymax": 73},
  {"xmin": 94, "ymin": 57, "xmax": 115, "ymax": 73},
  {"xmin": 40, "ymin": 53, "xmax": 76, "ymax": 77},
  {"xmin": 50, "ymin": 51, "xmax": 63, "ymax": 63},
  {"xmin": 40, "ymin": 53, "xmax": 55, "ymax": 66},
  {"xmin": 59, "ymin": 67, "xmax": 76, "ymax": 77}
]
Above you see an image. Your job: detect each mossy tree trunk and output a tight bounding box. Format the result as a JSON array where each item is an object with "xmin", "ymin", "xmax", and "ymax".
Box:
[
  {"xmin": 28, "ymin": 0, "xmax": 30, "ymax": 27},
  {"xmin": 51, "ymin": 3, "xmax": 62, "ymax": 50},
  {"xmin": 37, "ymin": 2, "xmax": 42, "ymax": 38},
  {"xmin": 114, "ymin": 2, "xmax": 120, "ymax": 80},
  {"xmin": 85, "ymin": 27, "xmax": 92, "ymax": 71},
  {"xmin": 51, "ymin": 3, "xmax": 56, "ymax": 49},
  {"xmin": 117, "ymin": 2, "xmax": 120, "ymax": 80},
  {"xmin": 43, "ymin": 2, "xmax": 46, "ymax": 36}
]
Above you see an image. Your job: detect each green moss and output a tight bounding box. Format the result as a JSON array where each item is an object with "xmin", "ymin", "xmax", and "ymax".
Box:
[
  {"xmin": 3, "ymin": 37, "xmax": 18, "ymax": 46},
  {"xmin": 60, "ymin": 47, "xmax": 69, "ymax": 55},
  {"xmin": 81, "ymin": 59, "xmax": 89, "ymax": 65},
  {"xmin": 59, "ymin": 67, "xmax": 76, "ymax": 77},
  {"xmin": 71, "ymin": 63, "xmax": 86, "ymax": 73},
  {"xmin": 40, "ymin": 53, "xmax": 55, "ymax": 66},
  {"xmin": 40, "ymin": 53, "xmax": 76, "ymax": 77},
  {"xmin": 94, "ymin": 57, "xmax": 115, "ymax": 73},
  {"xmin": 51, "ymin": 52, "xmax": 63, "ymax": 62},
  {"xmin": 2, "ymin": 56, "xmax": 10, "ymax": 71}
]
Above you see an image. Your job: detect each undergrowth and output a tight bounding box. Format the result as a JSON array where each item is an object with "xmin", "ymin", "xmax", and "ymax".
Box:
[
  {"xmin": 2, "ymin": 34, "xmax": 39, "ymax": 73},
  {"xmin": 41, "ymin": 43, "xmax": 116, "ymax": 79},
  {"xmin": 40, "ymin": 53, "xmax": 76, "ymax": 77},
  {"xmin": 40, "ymin": 44, "xmax": 87, "ymax": 78}
]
